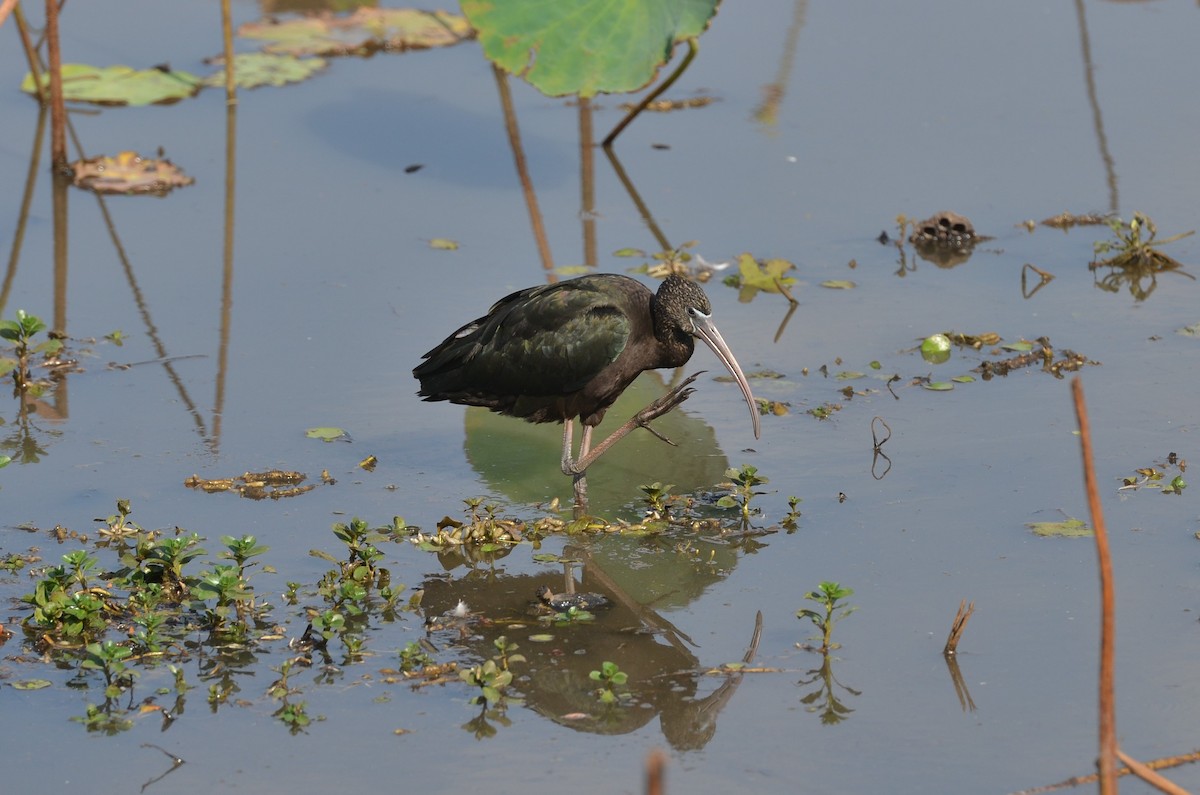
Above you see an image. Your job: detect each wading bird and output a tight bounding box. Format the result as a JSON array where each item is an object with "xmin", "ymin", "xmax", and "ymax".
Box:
[{"xmin": 414, "ymin": 274, "xmax": 760, "ymax": 504}]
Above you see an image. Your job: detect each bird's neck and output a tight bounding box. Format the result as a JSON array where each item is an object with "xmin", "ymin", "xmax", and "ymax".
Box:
[{"xmin": 651, "ymin": 301, "xmax": 695, "ymax": 368}]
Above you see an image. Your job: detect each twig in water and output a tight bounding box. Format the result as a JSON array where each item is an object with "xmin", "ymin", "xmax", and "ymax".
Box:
[{"xmin": 943, "ymin": 598, "xmax": 975, "ymax": 655}]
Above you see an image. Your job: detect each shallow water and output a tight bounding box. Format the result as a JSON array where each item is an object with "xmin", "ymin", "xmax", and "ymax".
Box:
[{"xmin": 2, "ymin": 1, "xmax": 1200, "ymax": 793}]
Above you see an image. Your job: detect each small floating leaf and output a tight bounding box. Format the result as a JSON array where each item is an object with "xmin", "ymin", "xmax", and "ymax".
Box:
[
  {"xmin": 306, "ymin": 427, "xmax": 349, "ymax": 442},
  {"xmin": 1001, "ymin": 341, "xmax": 1034, "ymax": 352},
  {"xmin": 238, "ymin": 9, "xmax": 473, "ymax": 58},
  {"xmin": 527, "ymin": 634, "xmax": 555, "ymax": 643},
  {"xmin": 921, "ymin": 333, "xmax": 952, "ymax": 364},
  {"xmin": 733, "ymin": 253, "xmax": 797, "ymax": 301},
  {"xmin": 22, "ymin": 64, "xmax": 202, "ymax": 106},
  {"xmin": 204, "ymin": 52, "xmax": 328, "ymax": 89},
  {"xmin": 11, "ymin": 679, "xmax": 52, "ymax": 690},
  {"xmin": 820, "ymin": 280, "xmax": 856, "ymax": 289},
  {"xmin": 429, "ymin": 238, "xmax": 459, "ymax": 251},
  {"xmin": 1027, "ymin": 518, "xmax": 1092, "ymax": 538},
  {"xmin": 554, "ymin": 265, "xmax": 592, "ymax": 276},
  {"xmin": 1177, "ymin": 322, "xmax": 1200, "ymax": 337},
  {"xmin": 951, "ymin": 375, "xmax": 976, "ymax": 383},
  {"xmin": 922, "ymin": 381, "xmax": 954, "ymax": 391},
  {"xmin": 835, "ymin": 371, "xmax": 865, "ymax": 381}
]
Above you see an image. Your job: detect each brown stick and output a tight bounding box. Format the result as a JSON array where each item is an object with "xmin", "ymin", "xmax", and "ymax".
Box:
[
  {"xmin": 1116, "ymin": 750, "xmax": 1190, "ymax": 795},
  {"xmin": 604, "ymin": 37, "xmax": 698, "ymax": 148},
  {"xmin": 645, "ymin": 748, "xmax": 667, "ymax": 795},
  {"xmin": 220, "ymin": 0, "xmax": 237, "ymax": 104},
  {"xmin": 942, "ymin": 598, "xmax": 975, "ymax": 655},
  {"xmin": 1071, "ymin": 377, "xmax": 1116, "ymax": 794},
  {"xmin": 0, "ymin": 0, "xmax": 19, "ymax": 31},
  {"xmin": 1010, "ymin": 749, "xmax": 1200, "ymax": 794},
  {"xmin": 45, "ymin": 0, "xmax": 68, "ymax": 169}
]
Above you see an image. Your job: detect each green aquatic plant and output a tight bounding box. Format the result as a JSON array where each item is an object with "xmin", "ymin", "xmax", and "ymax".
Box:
[
  {"xmin": 492, "ymin": 635, "xmax": 526, "ymax": 672},
  {"xmin": 22, "ymin": 555, "xmax": 109, "ymax": 642},
  {"xmin": 191, "ymin": 563, "xmax": 254, "ymax": 637},
  {"xmin": 717, "ymin": 465, "xmax": 769, "ymax": 522},
  {"xmin": 398, "ymin": 641, "xmax": 434, "ymax": 672},
  {"xmin": 639, "ymin": 481, "xmax": 675, "ymax": 520},
  {"xmin": 460, "ymin": 659, "xmax": 512, "ymax": 706},
  {"xmin": 1091, "ymin": 212, "xmax": 1195, "ymax": 300},
  {"xmin": 797, "ymin": 581, "xmax": 857, "ymax": 653},
  {"xmin": 589, "ymin": 660, "xmax": 630, "ymax": 704},
  {"xmin": 782, "ymin": 496, "xmax": 803, "ymax": 532},
  {"xmin": 0, "ymin": 310, "xmax": 59, "ymax": 395},
  {"xmin": 81, "ymin": 640, "xmax": 137, "ymax": 700}
]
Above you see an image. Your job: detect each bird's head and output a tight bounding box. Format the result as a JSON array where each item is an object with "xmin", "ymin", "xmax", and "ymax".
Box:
[{"xmin": 655, "ymin": 276, "xmax": 761, "ymax": 440}]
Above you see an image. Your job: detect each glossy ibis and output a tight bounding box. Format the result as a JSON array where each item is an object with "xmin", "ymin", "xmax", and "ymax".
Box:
[{"xmin": 413, "ymin": 274, "xmax": 760, "ymax": 502}]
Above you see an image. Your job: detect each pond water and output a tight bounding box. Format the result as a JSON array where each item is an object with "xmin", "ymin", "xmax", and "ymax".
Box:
[{"xmin": 3, "ymin": 1, "xmax": 1200, "ymax": 793}]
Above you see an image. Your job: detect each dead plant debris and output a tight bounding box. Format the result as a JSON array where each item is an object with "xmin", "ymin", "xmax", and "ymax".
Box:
[
  {"xmin": 184, "ymin": 470, "xmax": 315, "ymax": 499},
  {"xmin": 617, "ymin": 96, "xmax": 716, "ymax": 112},
  {"xmin": 70, "ymin": 151, "xmax": 194, "ymax": 196},
  {"xmin": 973, "ymin": 337, "xmax": 1097, "ymax": 380}
]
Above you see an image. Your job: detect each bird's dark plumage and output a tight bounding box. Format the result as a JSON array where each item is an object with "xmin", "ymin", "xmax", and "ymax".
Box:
[{"xmin": 415, "ymin": 274, "xmax": 716, "ymax": 428}]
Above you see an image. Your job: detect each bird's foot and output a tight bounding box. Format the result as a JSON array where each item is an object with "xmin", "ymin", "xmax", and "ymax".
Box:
[{"xmin": 632, "ymin": 372, "xmax": 702, "ymax": 446}]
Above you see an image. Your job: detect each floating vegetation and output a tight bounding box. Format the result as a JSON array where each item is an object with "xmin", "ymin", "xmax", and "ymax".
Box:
[
  {"xmin": 408, "ymin": 498, "xmax": 530, "ymax": 551},
  {"xmin": 238, "ymin": 9, "xmax": 473, "ymax": 58},
  {"xmin": 202, "ymin": 52, "xmax": 328, "ymax": 90},
  {"xmin": 973, "ymin": 336, "xmax": 1096, "ymax": 380},
  {"xmin": 807, "ymin": 402, "xmax": 843, "ymax": 420},
  {"xmin": 1118, "ymin": 452, "xmax": 1187, "ymax": 496},
  {"xmin": 1038, "ymin": 211, "xmax": 1112, "ymax": 230},
  {"xmin": 617, "ymin": 95, "xmax": 716, "ymax": 112},
  {"xmin": 1090, "ymin": 212, "xmax": 1194, "ymax": 301},
  {"xmin": 70, "ymin": 151, "xmax": 194, "ymax": 196},
  {"xmin": 184, "ymin": 469, "xmax": 316, "ymax": 500},
  {"xmin": 1027, "ymin": 517, "xmax": 1093, "ymax": 538},
  {"xmin": 721, "ymin": 253, "xmax": 798, "ymax": 302},
  {"xmin": 21, "ymin": 64, "xmax": 202, "ymax": 106}
]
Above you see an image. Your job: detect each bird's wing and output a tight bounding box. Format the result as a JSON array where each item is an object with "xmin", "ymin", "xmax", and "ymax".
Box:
[{"xmin": 472, "ymin": 282, "xmax": 631, "ymax": 395}]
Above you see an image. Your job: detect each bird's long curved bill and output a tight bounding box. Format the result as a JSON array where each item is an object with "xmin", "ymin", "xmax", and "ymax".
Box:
[{"xmin": 692, "ymin": 313, "xmax": 761, "ymax": 439}]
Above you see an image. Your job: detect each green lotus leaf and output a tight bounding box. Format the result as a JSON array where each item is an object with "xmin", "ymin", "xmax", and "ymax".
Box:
[
  {"xmin": 204, "ymin": 53, "xmax": 327, "ymax": 89},
  {"xmin": 21, "ymin": 64, "xmax": 202, "ymax": 106},
  {"xmin": 461, "ymin": 0, "xmax": 721, "ymax": 98}
]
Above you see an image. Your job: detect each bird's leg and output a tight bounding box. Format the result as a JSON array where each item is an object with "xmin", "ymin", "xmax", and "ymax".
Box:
[
  {"xmin": 565, "ymin": 373, "xmax": 700, "ymax": 475},
  {"xmin": 572, "ymin": 425, "xmax": 592, "ymax": 506},
  {"xmin": 561, "ymin": 421, "xmax": 592, "ymax": 512},
  {"xmin": 560, "ymin": 421, "xmax": 577, "ymax": 476}
]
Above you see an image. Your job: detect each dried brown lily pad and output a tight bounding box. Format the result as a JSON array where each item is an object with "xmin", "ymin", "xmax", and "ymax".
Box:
[
  {"xmin": 71, "ymin": 151, "xmax": 194, "ymax": 196},
  {"xmin": 239, "ymin": 9, "xmax": 473, "ymax": 57}
]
